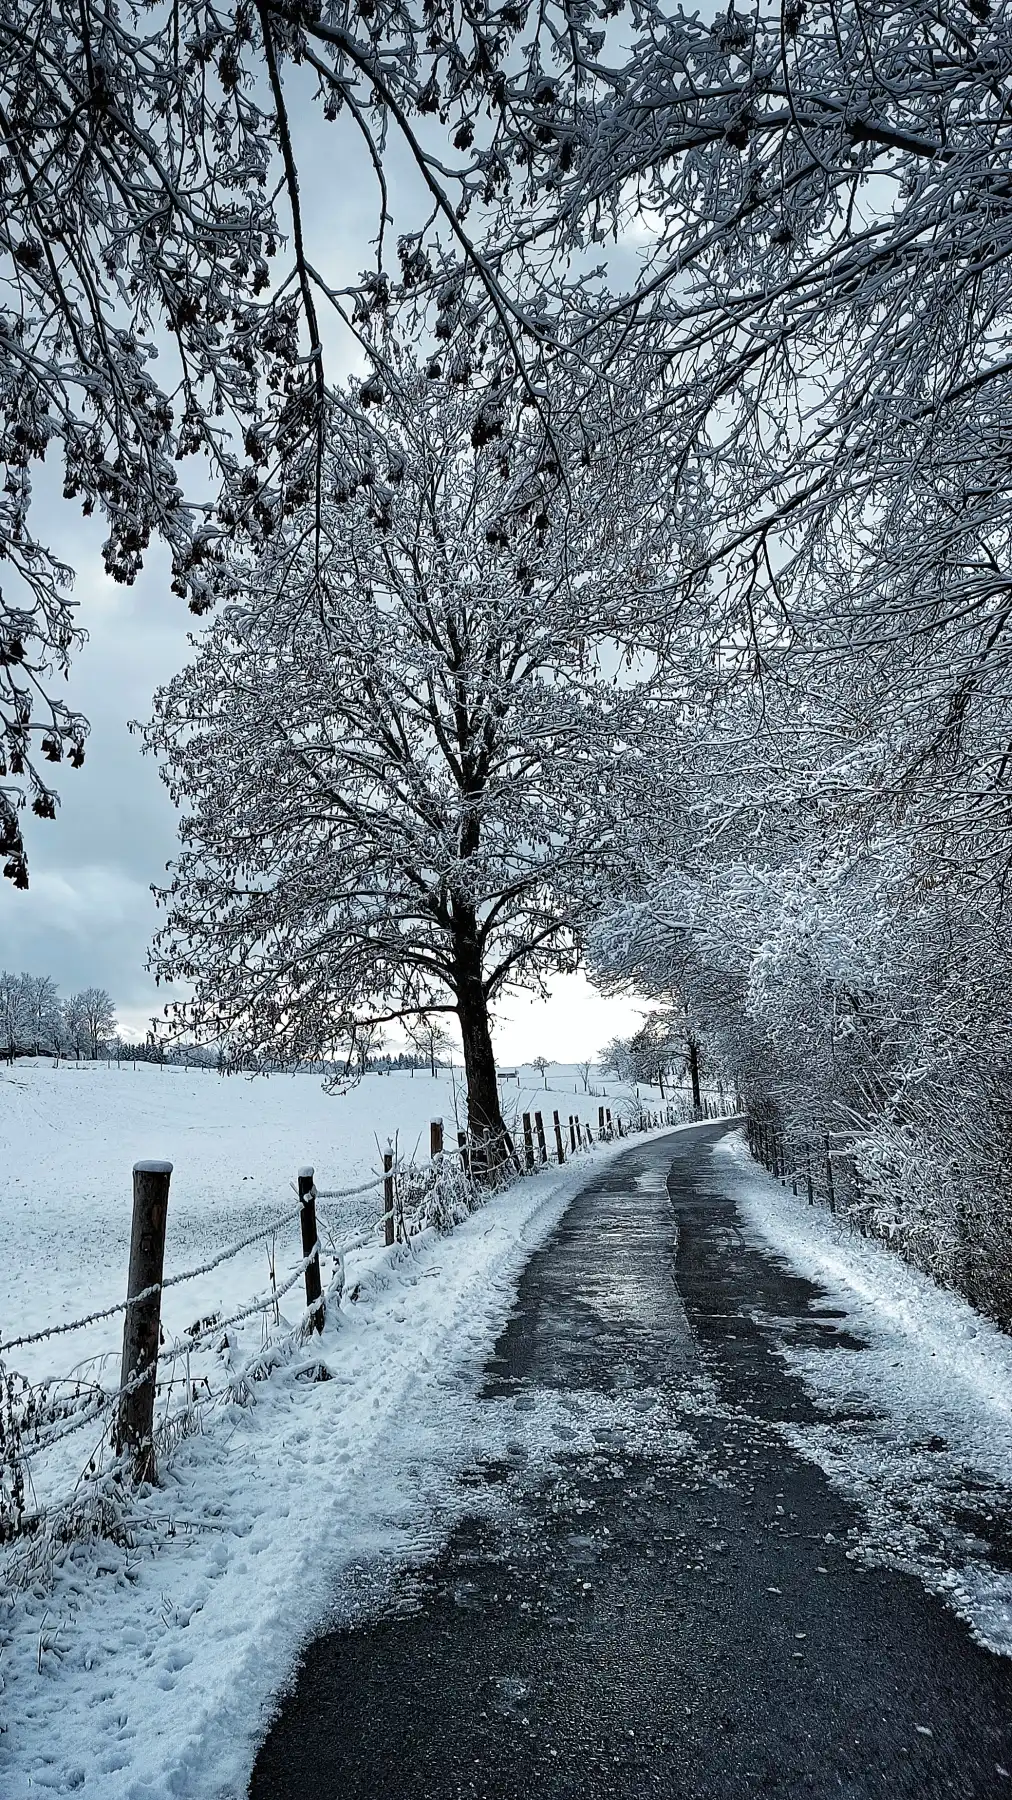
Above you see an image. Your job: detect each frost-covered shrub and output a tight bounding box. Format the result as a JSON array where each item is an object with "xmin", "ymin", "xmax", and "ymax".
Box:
[{"xmin": 397, "ymin": 1153, "xmax": 484, "ymax": 1236}]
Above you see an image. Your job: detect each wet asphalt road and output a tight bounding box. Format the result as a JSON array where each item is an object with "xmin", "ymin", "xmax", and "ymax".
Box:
[{"xmin": 249, "ymin": 1125, "xmax": 1012, "ymax": 1799}]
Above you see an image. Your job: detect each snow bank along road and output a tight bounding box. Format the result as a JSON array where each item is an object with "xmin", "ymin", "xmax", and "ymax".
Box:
[{"xmin": 251, "ymin": 1125, "xmax": 1012, "ymax": 1800}]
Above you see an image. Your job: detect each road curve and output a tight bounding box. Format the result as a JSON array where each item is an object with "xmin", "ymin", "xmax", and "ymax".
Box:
[{"xmin": 249, "ymin": 1124, "xmax": 1012, "ymax": 1799}]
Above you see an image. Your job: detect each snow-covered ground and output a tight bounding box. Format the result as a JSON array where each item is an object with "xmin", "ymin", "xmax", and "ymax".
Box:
[
  {"xmin": 716, "ymin": 1132, "xmax": 1012, "ymax": 1659},
  {"xmin": 0, "ymin": 1058, "xmax": 655, "ymax": 1389},
  {"xmin": 0, "ymin": 1059, "xmax": 686, "ymax": 1799},
  {"xmin": 14, "ymin": 1079, "xmax": 1007, "ymax": 1796}
]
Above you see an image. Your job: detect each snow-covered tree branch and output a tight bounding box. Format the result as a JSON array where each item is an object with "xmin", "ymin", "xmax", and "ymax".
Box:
[{"xmin": 145, "ymin": 368, "xmax": 685, "ymax": 1156}]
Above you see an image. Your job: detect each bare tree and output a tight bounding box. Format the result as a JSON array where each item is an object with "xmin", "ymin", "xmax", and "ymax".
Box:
[
  {"xmin": 145, "ymin": 373, "xmax": 676, "ymax": 1157},
  {"xmin": 19, "ymin": 973, "xmax": 60, "ymax": 1055},
  {"xmin": 0, "ymin": 972, "xmax": 29, "ymax": 1063},
  {"xmin": 532, "ymin": 1055, "xmax": 550, "ymax": 1087},
  {"xmin": 66, "ymin": 986, "xmax": 116, "ymax": 1060},
  {"xmin": 406, "ymin": 1017, "xmax": 451, "ymax": 1078}
]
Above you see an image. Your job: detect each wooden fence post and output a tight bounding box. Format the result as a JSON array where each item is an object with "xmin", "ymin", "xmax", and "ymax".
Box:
[
  {"xmin": 553, "ymin": 1109, "xmax": 566, "ymax": 1163},
  {"xmin": 298, "ymin": 1167, "xmax": 324, "ymax": 1332},
  {"xmin": 458, "ymin": 1130, "xmax": 470, "ymax": 1176},
  {"xmin": 383, "ymin": 1146, "xmax": 395, "ymax": 1246},
  {"xmin": 117, "ymin": 1160, "xmax": 172, "ymax": 1484},
  {"xmin": 606, "ymin": 1108, "xmax": 613, "ymax": 1137},
  {"xmin": 598, "ymin": 1105, "xmax": 606, "ymax": 1137},
  {"xmin": 569, "ymin": 1116, "xmax": 577, "ymax": 1154},
  {"xmin": 534, "ymin": 1111, "xmax": 548, "ymax": 1164},
  {"xmin": 522, "ymin": 1112, "xmax": 535, "ymax": 1170},
  {"xmin": 430, "ymin": 1118, "xmax": 444, "ymax": 1160}
]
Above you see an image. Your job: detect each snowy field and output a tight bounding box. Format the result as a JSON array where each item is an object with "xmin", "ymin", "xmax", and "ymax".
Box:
[
  {"xmin": 716, "ymin": 1133, "xmax": 1012, "ymax": 1661},
  {"xmin": 0, "ymin": 1057, "xmax": 651, "ymax": 1392},
  {"xmin": 0, "ymin": 1058, "xmax": 681, "ymax": 1798}
]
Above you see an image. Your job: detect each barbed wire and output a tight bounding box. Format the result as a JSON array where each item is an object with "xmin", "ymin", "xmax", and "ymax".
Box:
[
  {"xmin": 4, "ymin": 1112, "xmax": 702, "ymax": 1443},
  {"xmin": 311, "ymin": 1170, "xmax": 386, "ymax": 1201},
  {"xmin": 0, "ymin": 1168, "xmax": 390, "ymax": 1356}
]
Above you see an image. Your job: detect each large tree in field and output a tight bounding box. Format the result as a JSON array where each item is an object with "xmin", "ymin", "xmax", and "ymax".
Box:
[{"xmin": 145, "ymin": 371, "xmax": 683, "ymax": 1153}]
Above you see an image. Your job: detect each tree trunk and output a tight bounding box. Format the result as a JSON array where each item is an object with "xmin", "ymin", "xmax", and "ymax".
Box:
[
  {"xmin": 687, "ymin": 1037, "xmax": 701, "ymax": 1112},
  {"xmin": 451, "ymin": 908, "xmax": 509, "ymax": 1173}
]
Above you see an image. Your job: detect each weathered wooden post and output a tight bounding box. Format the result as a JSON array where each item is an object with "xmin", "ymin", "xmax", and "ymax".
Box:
[
  {"xmin": 430, "ymin": 1118, "xmax": 444, "ymax": 1160},
  {"xmin": 383, "ymin": 1146, "xmax": 395, "ymax": 1246},
  {"xmin": 617, "ymin": 1115, "xmax": 624, "ymax": 1137},
  {"xmin": 553, "ymin": 1109, "xmax": 566, "ymax": 1163},
  {"xmin": 522, "ymin": 1112, "xmax": 535, "ymax": 1170},
  {"xmin": 117, "ymin": 1160, "xmax": 172, "ymax": 1484},
  {"xmin": 298, "ymin": 1167, "xmax": 324, "ymax": 1332},
  {"xmin": 598, "ymin": 1105, "xmax": 606, "ymax": 1137},
  {"xmin": 457, "ymin": 1130, "xmax": 470, "ymax": 1176},
  {"xmin": 569, "ymin": 1116, "xmax": 577, "ymax": 1154},
  {"xmin": 534, "ymin": 1111, "xmax": 548, "ymax": 1163},
  {"xmin": 606, "ymin": 1108, "xmax": 613, "ymax": 1137}
]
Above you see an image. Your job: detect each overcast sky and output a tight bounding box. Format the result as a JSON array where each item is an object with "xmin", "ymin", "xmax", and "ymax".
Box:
[{"xmin": 0, "ymin": 106, "xmax": 646, "ymax": 1060}]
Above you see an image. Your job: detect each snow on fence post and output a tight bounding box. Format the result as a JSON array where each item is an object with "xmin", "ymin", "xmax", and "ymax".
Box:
[
  {"xmin": 430, "ymin": 1119, "xmax": 444, "ymax": 1160},
  {"xmin": 117, "ymin": 1160, "xmax": 172, "ymax": 1484},
  {"xmin": 553, "ymin": 1110, "xmax": 566, "ymax": 1163},
  {"xmin": 534, "ymin": 1111, "xmax": 548, "ymax": 1164},
  {"xmin": 298, "ymin": 1168, "xmax": 324, "ymax": 1334},
  {"xmin": 522, "ymin": 1113, "xmax": 535, "ymax": 1170},
  {"xmin": 383, "ymin": 1148, "xmax": 395, "ymax": 1248}
]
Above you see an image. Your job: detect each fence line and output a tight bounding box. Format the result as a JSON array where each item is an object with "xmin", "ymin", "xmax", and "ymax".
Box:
[{"xmin": 0, "ymin": 1095, "xmax": 734, "ymax": 1547}]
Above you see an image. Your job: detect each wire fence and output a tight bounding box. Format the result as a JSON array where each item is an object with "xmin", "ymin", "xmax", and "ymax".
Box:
[{"xmin": 0, "ymin": 1091, "xmax": 732, "ymax": 1561}]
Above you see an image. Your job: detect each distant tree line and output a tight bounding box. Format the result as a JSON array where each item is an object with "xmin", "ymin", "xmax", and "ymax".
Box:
[{"xmin": 0, "ymin": 973, "xmax": 117, "ymax": 1063}]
